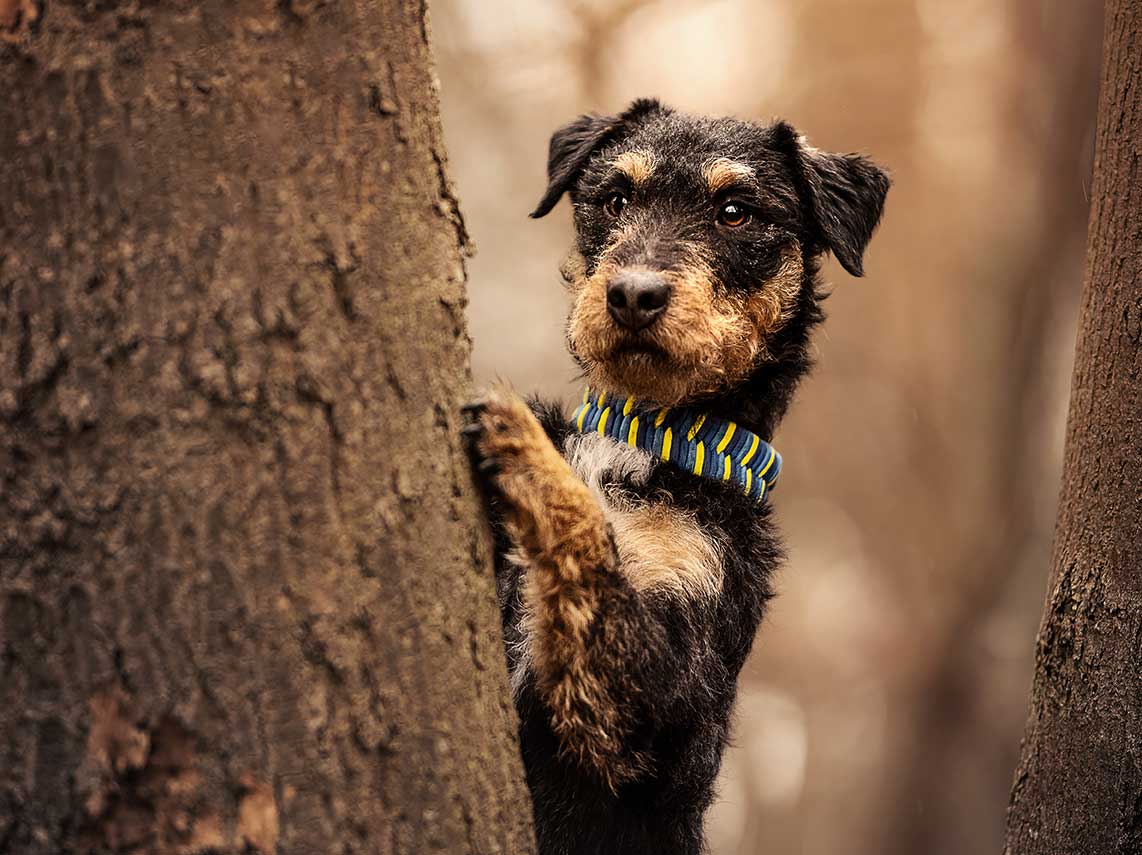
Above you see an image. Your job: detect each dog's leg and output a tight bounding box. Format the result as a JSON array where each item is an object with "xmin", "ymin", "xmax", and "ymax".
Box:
[{"xmin": 464, "ymin": 389, "xmax": 666, "ymax": 790}]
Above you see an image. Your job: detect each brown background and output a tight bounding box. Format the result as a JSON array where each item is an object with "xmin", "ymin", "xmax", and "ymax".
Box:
[{"xmin": 432, "ymin": 2, "xmax": 1104, "ymax": 854}]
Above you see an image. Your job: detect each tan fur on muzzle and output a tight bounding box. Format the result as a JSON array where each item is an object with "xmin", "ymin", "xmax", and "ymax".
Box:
[{"xmin": 564, "ymin": 246, "xmax": 804, "ymax": 405}]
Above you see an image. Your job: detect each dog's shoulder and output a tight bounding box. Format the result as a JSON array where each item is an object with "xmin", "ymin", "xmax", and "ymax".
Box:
[{"xmin": 527, "ymin": 395, "xmax": 573, "ymax": 446}]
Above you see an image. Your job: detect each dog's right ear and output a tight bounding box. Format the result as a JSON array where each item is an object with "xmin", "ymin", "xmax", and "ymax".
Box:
[{"xmin": 531, "ymin": 98, "xmax": 667, "ymax": 219}]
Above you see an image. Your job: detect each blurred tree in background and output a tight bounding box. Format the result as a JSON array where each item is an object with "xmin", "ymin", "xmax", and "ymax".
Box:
[
  {"xmin": 1006, "ymin": 2, "xmax": 1142, "ymax": 852},
  {"xmin": 0, "ymin": 1, "xmax": 532, "ymax": 852}
]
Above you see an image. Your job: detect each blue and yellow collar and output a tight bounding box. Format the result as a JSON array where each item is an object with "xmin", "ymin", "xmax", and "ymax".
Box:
[{"xmin": 571, "ymin": 388, "xmax": 782, "ymax": 503}]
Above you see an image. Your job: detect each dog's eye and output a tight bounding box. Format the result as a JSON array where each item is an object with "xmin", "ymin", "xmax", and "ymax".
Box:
[
  {"xmin": 717, "ymin": 202, "xmax": 751, "ymax": 228},
  {"xmin": 603, "ymin": 192, "xmax": 628, "ymax": 218}
]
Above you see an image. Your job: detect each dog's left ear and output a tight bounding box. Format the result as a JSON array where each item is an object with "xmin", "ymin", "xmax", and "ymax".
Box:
[
  {"xmin": 531, "ymin": 98, "xmax": 668, "ymax": 219},
  {"xmin": 773, "ymin": 122, "xmax": 890, "ymax": 277}
]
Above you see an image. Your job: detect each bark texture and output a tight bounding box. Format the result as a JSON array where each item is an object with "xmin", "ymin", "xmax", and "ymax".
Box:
[
  {"xmin": 0, "ymin": 2, "xmax": 535, "ymax": 854},
  {"xmin": 1005, "ymin": 3, "xmax": 1142, "ymax": 853}
]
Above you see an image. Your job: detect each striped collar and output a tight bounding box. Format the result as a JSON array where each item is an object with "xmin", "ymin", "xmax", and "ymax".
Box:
[{"xmin": 571, "ymin": 388, "xmax": 782, "ymax": 503}]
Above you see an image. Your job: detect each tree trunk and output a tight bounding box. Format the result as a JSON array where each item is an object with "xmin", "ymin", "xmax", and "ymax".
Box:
[
  {"xmin": 0, "ymin": 3, "xmax": 535, "ymax": 854},
  {"xmin": 1005, "ymin": 3, "xmax": 1142, "ymax": 854}
]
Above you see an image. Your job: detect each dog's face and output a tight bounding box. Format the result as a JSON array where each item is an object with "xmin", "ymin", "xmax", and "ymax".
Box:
[{"xmin": 532, "ymin": 99, "xmax": 889, "ymax": 406}]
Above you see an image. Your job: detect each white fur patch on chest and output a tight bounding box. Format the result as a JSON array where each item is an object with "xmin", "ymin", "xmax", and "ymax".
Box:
[{"xmin": 564, "ymin": 431, "xmax": 655, "ymax": 492}]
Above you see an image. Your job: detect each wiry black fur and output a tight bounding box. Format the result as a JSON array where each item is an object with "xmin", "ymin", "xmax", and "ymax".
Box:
[
  {"xmin": 493, "ymin": 414, "xmax": 781, "ymax": 855},
  {"xmin": 479, "ymin": 99, "xmax": 888, "ymax": 855}
]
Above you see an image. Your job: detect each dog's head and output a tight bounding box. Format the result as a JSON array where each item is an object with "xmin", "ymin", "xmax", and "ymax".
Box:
[{"xmin": 533, "ymin": 98, "xmax": 889, "ymax": 407}]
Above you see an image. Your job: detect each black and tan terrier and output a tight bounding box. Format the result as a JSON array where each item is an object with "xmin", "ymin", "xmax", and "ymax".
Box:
[{"xmin": 463, "ymin": 98, "xmax": 888, "ymax": 855}]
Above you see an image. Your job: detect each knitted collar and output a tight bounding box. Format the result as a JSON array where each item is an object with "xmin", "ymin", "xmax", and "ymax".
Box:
[{"xmin": 571, "ymin": 388, "xmax": 782, "ymax": 503}]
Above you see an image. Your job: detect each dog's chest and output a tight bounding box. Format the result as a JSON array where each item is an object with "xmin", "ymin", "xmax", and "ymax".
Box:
[
  {"xmin": 563, "ymin": 432, "xmax": 724, "ymax": 599},
  {"xmin": 505, "ymin": 432, "xmax": 725, "ymax": 697}
]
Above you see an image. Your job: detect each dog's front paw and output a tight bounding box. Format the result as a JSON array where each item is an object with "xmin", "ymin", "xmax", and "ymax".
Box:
[
  {"xmin": 461, "ymin": 387, "xmax": 550, "ymax": 490},
  {"xmin": 462, "ymin": 388, "xmax": 609, "ymax": 565}
]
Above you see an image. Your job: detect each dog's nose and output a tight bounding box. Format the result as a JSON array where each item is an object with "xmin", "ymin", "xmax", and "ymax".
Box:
[{"xmin": 606, "ymin": 271, "xmax": 672, "ymax": 332}]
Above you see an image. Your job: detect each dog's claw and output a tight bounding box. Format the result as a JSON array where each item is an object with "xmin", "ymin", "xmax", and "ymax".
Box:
[
  {"xmin": 460, "ymin": 399, "xmax": 488, "ymax": 417},
  {"xmin": 460, "ymin": 422, "xmax": 484, "ymax": 438},
  {"xmin": 477, "ymin": 457, "xmax": 501, "ymax": 477}
]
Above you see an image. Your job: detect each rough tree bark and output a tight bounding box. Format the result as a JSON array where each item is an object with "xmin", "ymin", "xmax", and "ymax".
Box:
[
  {"xmin": 0, "ymin": 2, "xmax": 534, "ymax": 854},
  {"xmin": 1005, "ymin": 3, "xmax": 1142, "ymax": 853}
]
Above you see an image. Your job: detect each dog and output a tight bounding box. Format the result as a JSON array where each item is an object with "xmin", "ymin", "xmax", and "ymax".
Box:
[{"xmin": 463, "ymin": 98, "xmax": 888, "ymax": 855}]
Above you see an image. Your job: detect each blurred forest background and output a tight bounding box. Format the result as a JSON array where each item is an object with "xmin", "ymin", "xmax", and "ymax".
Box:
[{"xmin": 432, "ymin": 2, "xmax": 1103, "ymax": 854}]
